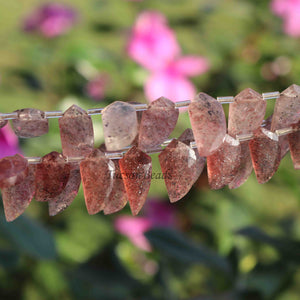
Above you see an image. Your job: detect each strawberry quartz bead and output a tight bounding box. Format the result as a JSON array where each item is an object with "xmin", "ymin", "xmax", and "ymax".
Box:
[
  {"xmin": 102, "ymin": 101, "xmax": 138, "ymax": 151},
  {"xmin": 12, "ymin": 108, "xmax": 49, "ymax": 138},
  {"xmin": 138, "ymin": 97, "xmax": 179, "ymax": 151},
  {"xmin": 188, "ymin": 93, "xmax": 226, "ymax": 157}
]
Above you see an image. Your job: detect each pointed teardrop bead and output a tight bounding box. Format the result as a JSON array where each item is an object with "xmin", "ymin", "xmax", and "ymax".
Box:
[
  {"xmin": 48, "ymin": 164, "xmax": 81, "ymax": 216},
  {"xmin": 249, "ymin": 128, "xmax": 281, "ymax": 184},
  {"xmin": 12, "ymin": 108, "xmax": 48, "ymax": 138},
  {"xmin": 0, "ymin": 116, "xmax": 7, "ymax": 128},
  {"xmin": 138, "ymin": 97, "xmax": 179, "ymax": 150},
  {"xmin": 228, "ymin": 88, "xmax": 266, "ymax": 136},
  {"xmin": 159, "ymin": 139, "xmax": 205, "ymax": 202},
  {"xmin": 271, "ymin": 84, "xmax": 300, "ymax": 131},
  {"xmin": 0, "ymin": 154, "xmax": 28, "ymax": 188},
  {"xmin": 102, "ymin": 101, "xmax": 138, "ymax": 151},
  {"xmin": 1, "ymin": 165, "xmax": 36, "ymax": 222},
  {"xmin": 119, "ymin": 146, "xmax": 152, "ymax": 215},
  {"xmin": 104, "ymin": 160, "xmax": 128, "ymax": 215},
  {"xmin": 228, "ymin": 141, "xmax": 253, "ymax": 189},
  {"xmin": 288, "ymin": 122, "xmax": 300, "ymax": 169},
  {"xmin": 80, "ymin": 149, "xmax": 115, "ymax": 215},
  {"xmin": 207, "ymin": 135, "xmax": 241, "ymax": 190},
  {"xmin": 59, "ymin": 105, "xmax": 94, "ymax": 157},
  {"xmin": 188, "ymin": 93, "xmax": 226, "ymax": 156},
  {"xmin": 35, "ymin": 152, "xmax": 71, "ymax": 202}
]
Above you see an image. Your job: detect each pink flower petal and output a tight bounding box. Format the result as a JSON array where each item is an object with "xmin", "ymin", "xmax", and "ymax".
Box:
[
  {"xmin": 127, "ymin": 11, "xmax": 181, "ymax": 71},
  {"xmin": 145, "ymin": 71, "xmax": 196, "ymax": 103},
  {"xmin": 0, "ymin": 125, "xmax": 21, "ymax": 159},
  {"xmin": 172, "ymin": 56, "xmax": 210, "ymax": 77},
  {"xmin": 283, "ymin": 9, "xmax": 300, "ymax": 36},
  {"xmin": 114, "ymin": 216, "xmax": 152, "ymax": 251}
]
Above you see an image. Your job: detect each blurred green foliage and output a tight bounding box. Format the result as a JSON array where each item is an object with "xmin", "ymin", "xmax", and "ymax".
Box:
[{"xmin": 0, "ymin": 0, "xmax": 300, "ymax": 299}]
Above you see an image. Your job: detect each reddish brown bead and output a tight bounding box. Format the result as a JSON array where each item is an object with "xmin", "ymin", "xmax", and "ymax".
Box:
[
  {"xmin": 0, "ymin": 154, "xmax": 28, "ymax": 189},
  {"xmin": 188, "ymin": 93, "xmax": 226, "ymax": 156},
  {"xmin": 104, "ymin": 160, "xmax": 128, "ymax": 215},
  {"xmin": 207, "ymin": 135, "xmax": 241, "ymax": 190},
  {"xmin": 48, "ymin": 164, "xmax": 81, "ymax": 216},
  {"xmin": 228, "ymin": 88, "xmax": 266, "ymax": 136},
  {"xmin": 1, "ymin": 165, "xmax": 36, "ymax": 222},
  {"xmin": 159, "ymin": 139, "xmax": 205, "ymax": 202},
  {"xmin": 35, "ymin": 152, "xmax": 71, "ymax": 202},
  {"xmin": 228, "ymin": 141, "xmax": 253, "ymax": 189},
  {"xmin": 138, "ymin": 97, "xmax": 179, "ymax": 150},
  {"xmin": 59, "ymin": 105, "xmax": 94, "ymax": 157},
  {"xmin": 288, "ymin": 122, "xmax": 300, "ymax": 169},
  {"xmin": 119, "ymin": 146, "xmax": 152, "ymax": 215},
  {"xmin": 80, "ymin": 149, "xmax": 115, "ymax": 215},
  {"xmin": 249, "ymin": 128, "xmax": 281, "ymax": 184}
]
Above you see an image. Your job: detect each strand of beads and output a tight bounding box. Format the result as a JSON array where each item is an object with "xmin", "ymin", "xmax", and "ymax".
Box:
[{"xmin": 0, "ymin": 85, "xmax": 300, "ymax": 222}]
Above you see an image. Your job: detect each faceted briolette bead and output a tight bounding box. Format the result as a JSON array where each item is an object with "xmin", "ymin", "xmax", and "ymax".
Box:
[
  {"xmin": 228, "ymin": 88, "xmax": 266, "ymax": 136},
  {"xmin": 159, "ymin": 139, "xmax": 205, "ymax": 202},
  {"xmin": 271, "ymin": 84, "xmax": 300, "ymax": 131},
  {"xmin": 228, "ymin": 141, "xmax": 253, "ymax": 189},
  {"xmin": 1, "ymin": 165, "xmax": 36, "ymax": 222},
  {"xmin": 188, "ymin": 93, "xmax": 226, "ymax": 156},
  {"xmin": 35, "ymin": 152, "xmax": 71, "ymax": 202},
  {"xmin": 119, "ymin": 146, "xmax": 152, "ymax": 216},
  {"xmin": 138, "ymin": 97, "xmax": 179, "ymax": 150},
  {"xmin": 12, "ymin": 108, "xmax": 49, "ymax": 138},
  {"xmin": 80, "ymin": 149, "xmax": 115, "ymax": 215},
  {"xmin": 0, "ymin": 154, "xmax": 28, "ymax": 188},
  {"xmin": 207, "ymin": 135, "xmax": 241, "ymax": 190},
  {"xmin": 59, "ymin": 105, "xmax": 94, "ymax": 157},
  {"xmin": 249, "ymin": 128, "xmax": 281, "ymax": 184},
  {"xmin": 104, "ymin": 160, "xmax": 128, "ymax": 215},
  {"xmin": 288, "ymin": 122, "xmax": 300, "ymax": 169},
  {"xmin": 48, "ymin": 163, "xmax": 81, "ymax": 216},
  {"xmin": 102, "ymin": 101, "xmax": 138, "ymax": 151}
]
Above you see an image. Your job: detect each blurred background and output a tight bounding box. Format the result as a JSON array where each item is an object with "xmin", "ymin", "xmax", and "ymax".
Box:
[{"xmin": 0, "ymin": 0, "xmax": 300, "ymax": 299}]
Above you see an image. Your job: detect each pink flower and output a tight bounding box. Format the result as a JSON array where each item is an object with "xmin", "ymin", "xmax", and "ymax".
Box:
[
  {"xmin": 85, "ymin": 74, "xmax": 109, "ymax": 101},
  {"xmin": 114, "ymin": 199, "xmax": 177, "ymax": 251},
  {"xmin": 127, "ymin": 11, "xmax": 209, "ymax": 103},
  {"xmin": 23, "ymin": 3, "xmax": 77, "ymax": 38},
  {"xmin": 271, "ymin": 0, "xmax": 300, "ymax": 36},
  {"xmin": 0, "ymin": 125, "xmax": 21, "ymax": 159},
  {"xmin": 115, "ymin": 216, "xmax": 152, "ymax": 251},
  {"xmin": 127, "ymin": 11, "xmax": 180, "ymax": 72}
]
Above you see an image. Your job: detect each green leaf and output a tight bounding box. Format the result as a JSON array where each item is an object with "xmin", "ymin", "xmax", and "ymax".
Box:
[
  {"xmin": 0, "ymin": 249, "xmax": 20, "ymax": 268},
  {"xmin": 0, "ymin": 214, "xmax": 56, "ymax": 259},
  {"xmin": 236, "ymin": 226, "xmax": 300, "ymax": 263},
  {"xmin": 145, "ymin": 228, "xmax": 232, "ymax": 276}
]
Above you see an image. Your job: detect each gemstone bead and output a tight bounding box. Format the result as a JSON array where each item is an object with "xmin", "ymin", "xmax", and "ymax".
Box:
[
  {"xmin": 249, "ymin": 128, "xmax": 281, "ymax": 184},
  {"xmin": 104, "ymin": 160, "xmax": 128, "ymax": 215},
  {"xmin": 288, "ymin": 122, "xmax": 300, "ymax": 169},
  {"xmin": 119, "ymin": 146, "xmax": 152, "ymax": 215},
  {"xmin": 228, "ymin": 88, "xmax": 266, "ymax": 136},
  {"xmin": 102, "ymin": 101, "xmax": 138, "ymax": 151},
  {"xmin": 80, "ymin": 149, "xmax": 115, "ymax": 215},
  {"xmin": 0, "ymin": 154, "xmax": 28, "ymax": 188},
  {"xmin": 1, "ymin": 165, "xmax": 36, "ymax": 222},
  {"xmin": 48, "ymin": 164, "xmax": 81, "ymax": 216},
  {"xmin": 188, "ymin": 93, "xmax": 226, "ymax": 156},
  {"xmin": 12, "ymin": 108, "xmax": 48, "ymax": 138},
  {"xmin": 35, "ymin": 152, "xmax": 71, "ymax": 202},
  {"xmin": 228, "ymin": 141, "xmax": 253, "ymax": 189},
  {"xmin": 138, "ymin": 97, "xmax": 179, "ymax": 150},
  {"xmin": 159, "ymin": 139, "xmax": 205, "ymax": 202},
  {"xmin": 59, "ymin": 105, "xmax": 94, "ymax": 157},
  {"xmin": 271, "ymin": 84, "xmax": 300, "ymax": 131},
  {"xmin": 207, "ymin": 135, "xmax": 241, "ymax": 190}
]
